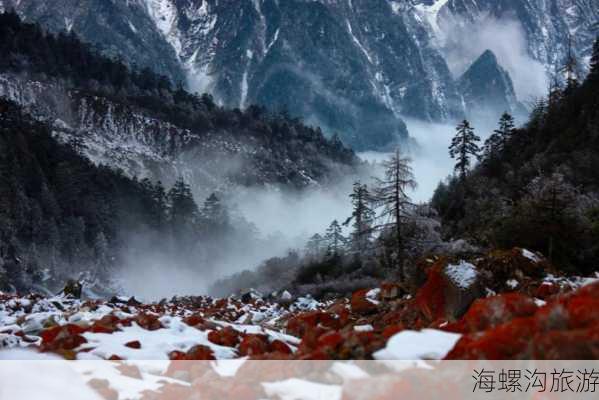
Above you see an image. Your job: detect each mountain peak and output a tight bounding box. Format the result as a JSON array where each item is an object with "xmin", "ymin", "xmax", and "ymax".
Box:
[
  {"xmin": 478, "ymin": 49, "xmax": 498, "ymax": 63},
  {"xmin": 459, "ymin": 49, "xmax": 524, "ymax": 120}
]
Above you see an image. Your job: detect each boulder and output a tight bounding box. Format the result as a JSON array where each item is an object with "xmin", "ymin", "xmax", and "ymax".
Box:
[
  {"xmin": 416, "ymin": 259, "xmax": 484, "ymax": 322},
  {"xmin": 478, "ymin": 248, "xmax": 550, "ymax": 289},
  {"xmin": 351, "ymin": 289, "xmax": 378, "ymax": 314}
]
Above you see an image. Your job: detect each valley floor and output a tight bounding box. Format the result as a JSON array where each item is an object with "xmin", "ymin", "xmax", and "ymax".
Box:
[{"xmin": 1, "ymin": 248, "xmax": 599, "ymax": 398}]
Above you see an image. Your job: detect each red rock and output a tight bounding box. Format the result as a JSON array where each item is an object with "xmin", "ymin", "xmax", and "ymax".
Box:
[
  {"xmin": 116, "ymin": 363, "xmax": 143, "ymax": 379},
  {"xmin": 168, "ymin": 351, "xmax": 188, "ymax": 361},
  {"xmin": 446, "ymin": 317, "xmax": 537, "ymax": 359},
  {"xmin": 287, "ymin": 311, "xmax": 339, "ymax": 336},
  {"xmin": 458, "ymin": 292, "xmax": 538, "ymax": 333},
  {"xmin": 533, "ymin": 327, "xmax": 599, "ymax": 359},
  {"xmin": 317, "ymin": 331, "xmax": 344, "ymax": 350},
  {"xmin": 183, "ymin": 314, "xmax": 205, "ymax": 327},
  {"xmin": 270, "ymin": 339, "xmax": 292, "ymax": 355},
  {"xmin": 238, "ymin": 335, "xmax": 269, "ymax": 356},
  {"xmin": 185, "ymin": 345, "xmax": 215, "ymax": 360},
  {"xmin": 207, "ymin": 326, "xmax": 240, "ymax": 347},
  {"xmin": 351, "ymin": 289, "xmax": 378, "ymax": 314},
  {"xmin": 124, "ymin": 340, "xmax": 141, "ymax": 349},
  {"xmin": 382, "ymin": 324, "xmax": 404, "ymax": 339},
  {"xmin": 88, "ymin": 378, "xmax": 118, "ymax": 400},
  {"xmin": 535, "ymin": 282, "xmax": 559, "ymax": 299},
  {"xmin": 415, "ymin": 265, "xmax": 447, "ymax": 321},
  {"xmin": 40, "ymin": 324, "xmax": 88, "ymax": 353},
  {"xmin": 91, "ymin": 315, "xmax": 121, "ymax": 334},
  {"xmin": 380, "ymin": 282, "xmax": 402, "ymax": 300},
  {"xmin": 134, "ymin": 313, "xmax": 163, "ymax": 331}
]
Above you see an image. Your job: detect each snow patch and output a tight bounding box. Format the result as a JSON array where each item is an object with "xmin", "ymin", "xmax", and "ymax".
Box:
[
  {"xmin": 506, "ymin": 279, "xmax": 519, "ymax": 289},
  {"xmin": 354, "ymin": 324, "xmax": 374, "ymax": 332},
  {"xmin": 413, "ymin": 0, "xmax": 449, "ymax": 36},
  {"xmin": 262, "ymin": 378, "xmax": 342, "ymax": 400},
  {"xmin": 346, "ymin": 19, "xmax": 373, "ymax": 64},
  {"xmin": 522, "ymin": 249, "xmax": 541, "ymax": 263},
  {"xmin": 373, "ymin": 329, "xmax": 461, "ymax": 360},
  {"xmin": 78, "ymin": 317, "xmax": 237, "ymax": 360},
  {"xmin": 444, "ymin": 260, "xmax": 478, "ymax": 289}
]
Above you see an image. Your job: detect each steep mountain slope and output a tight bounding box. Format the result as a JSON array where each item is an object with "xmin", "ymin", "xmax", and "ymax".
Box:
[
  {"xmin": 432, "ymin": 47, "xmax": 599, "ymax": 273},
  {"xmin": 439, "ymin": 0, "xmax": 598, "ymax": 70},
  {"xmin": 1, "ymin": 1, "xmax": 596, "ymax": 148},
  {"xmin": 0, "ymin": 0, "xmax": 185, "ymax": 84},
  {"xmin": 0, "ymin": 98, "xmax": 165, "ymax": 293},
  {"xmin": 0, "ymin": 12, "xmax": 359, "ymax": 197},
  {"xmin": 459, "ymin": 50, "xmax": 526, "ymax": 120}
]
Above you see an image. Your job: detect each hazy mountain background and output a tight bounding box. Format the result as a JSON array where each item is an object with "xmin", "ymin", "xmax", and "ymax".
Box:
[{"xmin": 1, "ymin": 0, "xmax": 596, "ymax": 149}]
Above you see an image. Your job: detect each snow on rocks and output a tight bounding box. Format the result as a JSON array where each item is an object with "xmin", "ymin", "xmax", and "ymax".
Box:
[
  {"xmin": 1, "ymin": 248, "xmax": 599, "ymax": 363},
  {"xmin": 522, "ymin": 248, "xmax": 542, "ymax": 263},
  {"xmin": 444, "ymin": 261, "xmax": 478, "ymax": 290},
  {"xmin": 373, "ymin": 329, "xmax": 461, "ymax": 360}
]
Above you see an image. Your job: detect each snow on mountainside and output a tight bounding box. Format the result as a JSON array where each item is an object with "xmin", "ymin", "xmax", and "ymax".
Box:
[
  {"xmin": 1, "ymin": 0, "xmax": 597, "ymax": 150},
  {"xmin": 0, "ymin": 73, "xmax": 358, "ymax": 196}
]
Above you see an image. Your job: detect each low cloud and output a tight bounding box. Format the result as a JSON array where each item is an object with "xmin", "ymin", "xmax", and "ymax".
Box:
[{"xmin": 438, "ymin": 14, "xmax": 548, "ymax": 102}]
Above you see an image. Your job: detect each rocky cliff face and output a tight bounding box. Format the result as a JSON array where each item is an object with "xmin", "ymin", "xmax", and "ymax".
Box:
[
  {"xmin": 1, "ymin": 0, "xmax": 597, "ymax": 149},
  {"xmin": 459, "ymin": 50, "xmax": 526, "ymax": 121},
  {"xmin": 440, "ymin": 0, "xmax": 598, "ymax": 71}
]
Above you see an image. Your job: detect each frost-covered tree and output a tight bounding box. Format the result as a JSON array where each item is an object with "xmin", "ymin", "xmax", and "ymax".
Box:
[
  {"xmin": 325, "ymin": 220, "xmax": 345, "ymax": 256},
  {"xmin": 344, "ymin": 182, "xmax": 375, "ymax": 253},
  {"xmin": 305, "ymin": 233, "xmax": 324, "ymax": 257},
  {"xmin": 449, "ymin": 120, "xmax": 480, "ymax": 180},
  {"xmin": 168, "ymin": 178, "xmax": 199, "ymax": 244},
  {"xmin": 521, "ymin": 173, "xmax": 578, "ymax": 262},
  {"xmin": 374, "ymin": 148, "xmax": 416, "ymax": 277}
]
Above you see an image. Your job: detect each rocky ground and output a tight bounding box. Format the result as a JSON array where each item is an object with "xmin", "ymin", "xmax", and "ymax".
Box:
[
  {"xmin": 2, "ymin": 248, "xmax": 599, "ymax": 399},
  {"xmin": 1, "ymin": 247, "xmax": 598, "ymax": 362}
]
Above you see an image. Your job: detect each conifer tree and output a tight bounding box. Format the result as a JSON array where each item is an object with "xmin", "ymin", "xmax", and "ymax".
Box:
[
  {"xmin": 325, "ymin": 220, "xmax": 345, "ymax": 256},
  {"xmin": 374, "ymin": 148, "xmax": 416, "ymax": 278},
  {"xmin": 305, "ymin": 233, "xmax": 324, "ymax": 257},
  {"xmin": 168, "ymin": 178, "xmax": 198, "ymax": 231},
  {"xmin": 483, "ymin": 112, "xmax": 515, "ymax": 160},
  {"xmin": 449, "ymin": 120, "xmax": 480, "ymax": 180},
  {"xmin": 344, "ymin": 182, "xmax": 375, "ymax": 253},
  {"xmin": 201, "ymin": 193, "xmax": 229, "ymax": 233}
]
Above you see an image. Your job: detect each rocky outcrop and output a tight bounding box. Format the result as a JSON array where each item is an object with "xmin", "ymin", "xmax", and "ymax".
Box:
[{"xmin": 459, "ymin": 50, "xmax": 527, "ymax": 120}]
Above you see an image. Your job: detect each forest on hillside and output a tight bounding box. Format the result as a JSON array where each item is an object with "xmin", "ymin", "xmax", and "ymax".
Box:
[
  {"xmin": 0, "ymin": 11, "xmax": 361, "ymax": 295},
  {"xmin": 214, "ymin": 36, "xmax": 599, "ymax": 298}
]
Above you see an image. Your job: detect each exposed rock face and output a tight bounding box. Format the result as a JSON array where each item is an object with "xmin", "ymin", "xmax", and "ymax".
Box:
[
  {"xmin": 0, "ymin": 0, "xmax": 185, "ymax": 83},
  {"xmin": 441, "ymin": 0, "xmax": 598, "ymax": 73},
  {"xmin": 2, "ymin": 0, "xmax": 596, "ymax": 149},
  {"xmin": 459, "ymin": 50, "xmax": 527, "ymax": 120}
]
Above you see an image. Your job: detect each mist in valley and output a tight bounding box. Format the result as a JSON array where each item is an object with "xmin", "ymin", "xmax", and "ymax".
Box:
[{"xmin": 113, "ymin": 14, "xmax": 545, "ymax": 300}]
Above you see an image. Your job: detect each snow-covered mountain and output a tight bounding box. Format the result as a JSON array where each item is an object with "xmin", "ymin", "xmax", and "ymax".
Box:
[
  {"xmin": 0, "ymin": 0, "xmax": 597, "ymax": 149},
  {"xmin": 0, "ymin": 72, "xmax": 359, "ymax": 197}
]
